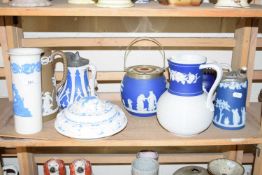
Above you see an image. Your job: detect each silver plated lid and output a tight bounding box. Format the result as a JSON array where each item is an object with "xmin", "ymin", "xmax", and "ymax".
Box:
[
  {"xmin": 65, "ymin": 51, "xmax": 89, "ymax": 67},
  {"xmin": 173, "ymin": 166, "xmax": 209, "ymax": 175},
  {"xmin": 126, "ymin": 65, "xmax": 164, "ymax": 79},
  {"xmin": 222, "ymin": 67, "xmax": 247, "ymax": 83}
]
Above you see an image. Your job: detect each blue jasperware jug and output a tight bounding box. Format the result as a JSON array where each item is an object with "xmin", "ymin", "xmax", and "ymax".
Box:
[
  {"xmin": 57, "ymin": 52, "xmax": 96, "ymax": 109},
  {"xmin": 121, "ymin": 38, "xmax": 167, "ymax": 117},
  {"xmin": 213, "ymin": 67, "xmax": 248, "ymax": 130}
]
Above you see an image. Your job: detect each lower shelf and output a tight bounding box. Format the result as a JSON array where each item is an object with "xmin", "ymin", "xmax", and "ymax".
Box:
[{"xmin": 0, "ymin": 93, "xmax": 261, "ymax": 147}]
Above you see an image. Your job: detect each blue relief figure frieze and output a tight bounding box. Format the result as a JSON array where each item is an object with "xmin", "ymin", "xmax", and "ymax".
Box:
[
  {"xmin": 12, "ymin": 84, "xmax": 32, "ymax": 117},
  {"xmin": 11, "ymin": 61, "xmax": 41, "ymax": 74}
]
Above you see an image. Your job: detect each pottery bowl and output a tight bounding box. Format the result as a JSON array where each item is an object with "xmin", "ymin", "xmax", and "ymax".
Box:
[{"xmin": 208, "ymin": 159, "xmax": 244, "ymax": 175}]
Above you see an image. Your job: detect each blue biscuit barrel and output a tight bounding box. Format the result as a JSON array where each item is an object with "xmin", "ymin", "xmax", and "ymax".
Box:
[{"xmin": 121, "ymin": 65, "xmax": 166, "ymax": 117}]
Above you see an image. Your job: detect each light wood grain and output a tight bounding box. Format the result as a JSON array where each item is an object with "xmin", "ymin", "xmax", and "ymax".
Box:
[
  {"xmin": 34, "ymin": 153, "xmax": 225, "ymax": 164},
  {"xmin": 21, "ymin": 37, "xmax": 236, "ymax": 48},
  {"xmin": 232, "ymin": 18, "xmax": 252, "ymax": 71},
  {"xmin": 253, "ymin": 70, "xmax": 262, "ymax": 81},
  {"xmin": 0, "ymin": 1, "xmax": 262, "ymax": 17},
  {"xmin": 16, "ymin": 148, "xmax": 37, "ymax": 175},
  {"xmin": 0, "ymin": 67, "xmax": 4, "ymax": 78},
  {"xmin": 254, "ymin": 144, "xmax": 262, "ymax": 175},
  {"xmin": 246, "ymin": 19, "xmax": 259, "ymax": 107},
  {"xmin": 0, "ymin": 95, "xmax": 261, "ymax": 147},
  {"xmin": 0, "ymin": 17, "xmax": 12, "ymax": 100},
  {"xmin": 257, "ymin": 37, "xmax": 262, "ymax": 47}
]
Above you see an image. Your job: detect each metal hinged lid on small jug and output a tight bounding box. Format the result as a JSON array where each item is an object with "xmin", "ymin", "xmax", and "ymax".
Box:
[
  {"xmin": 121, "ymin": 38, "xmax": 167, "ymax": 117},
  {"xmin": 66, "ymin": 51, "xmax": 90, "ymax": 67}
]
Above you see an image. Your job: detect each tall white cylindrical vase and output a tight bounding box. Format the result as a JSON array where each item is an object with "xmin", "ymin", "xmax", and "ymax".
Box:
[{"xmin": 9, "ymin": 48, "xmax": 43, "ymax": 134}]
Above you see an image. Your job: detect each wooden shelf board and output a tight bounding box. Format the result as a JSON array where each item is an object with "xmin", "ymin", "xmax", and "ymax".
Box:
[
  {"xmin": 0, "ymin": 1, "xmax": 262, "ymax": 17},
  {"xmin": 21, "ymin": 37, "xmax": 236, "ymax": 48},
  {"xmin": 0, "ymin": 93, "xmax": 261, "ymax": 147}
]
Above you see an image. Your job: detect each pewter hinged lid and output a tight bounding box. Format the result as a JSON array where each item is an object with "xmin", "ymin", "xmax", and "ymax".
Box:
[
  {"xmin": 173, "ymin": 166, "xmax": 209, "ymax": 175},
  {"xmin": 65, "ymin": 51, "xmax": 89, "ymax": 67},
  {"xmin": 222, "ymin": 67, "xmax": 247, "ymax": 83},
  {"xmin": 126, "ymin": 65, "xmax": 164, "ymax": 79}
]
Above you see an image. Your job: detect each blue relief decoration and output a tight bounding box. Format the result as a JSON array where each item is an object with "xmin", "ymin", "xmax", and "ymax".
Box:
[
  {"xmin": 57, "ymin": 68, "xmax": 92, "ymax": 109},
  {"xmin": 213, "ymin": 80, "xmax": 247, "ymax": 130},
  {"xmin": 11, "ymin": 61, "xmax": 41, "ymax": 74},
  {"xmin": 121, "ymin": 75, "xmax": 166, "ymax": 117},
  {"xmin": 73, "ymin": 70, "xmax": 85, "ymax": 101},
  {"xmin": 168, "ymin": 60, "xmax": 204, "ymax": 96},
  {"xmin": 12, "ymin": 84, "xmax": 32, "ymax": 117}
]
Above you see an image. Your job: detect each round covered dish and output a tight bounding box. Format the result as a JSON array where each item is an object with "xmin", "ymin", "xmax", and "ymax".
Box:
[{"xmin": 55, "ymin": 96, "xmax": 127, "ymax": 139}]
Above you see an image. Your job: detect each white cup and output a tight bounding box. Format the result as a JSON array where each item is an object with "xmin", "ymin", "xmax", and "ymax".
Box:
[
  {"xmin": 9, "ymin": 48, "xmax": 43, "ymax": 134},
  {"xmin": 131, "ymin": 158, "xmax": 159, "ymax": 175}
]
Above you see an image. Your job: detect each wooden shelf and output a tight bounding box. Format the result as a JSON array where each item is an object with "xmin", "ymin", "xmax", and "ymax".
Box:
[
  {"xmin": 0, "ymin": 93, "xmax": 261, "ymax": 148},
  {"xmin": 0, "ymin": 0, "xmax": 262, "ymax": 17}
]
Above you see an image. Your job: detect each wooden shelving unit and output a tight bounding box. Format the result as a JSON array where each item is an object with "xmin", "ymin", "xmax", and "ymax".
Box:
[{"xmin": 0, "ymin": 0, "xmax": 262, "ymax": 174}]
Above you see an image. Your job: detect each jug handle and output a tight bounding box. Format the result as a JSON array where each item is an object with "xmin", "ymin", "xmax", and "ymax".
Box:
[
  {"xmin": 85, "ymin": 64, "xmax": 97, "ymax": 97},
  {"xmin": 199, "ymin": 63, "xmax": 223, "ymax": 111},
  {"xmin": 50, "ymin": 51, "xmax": 68, "ymax": 90}
]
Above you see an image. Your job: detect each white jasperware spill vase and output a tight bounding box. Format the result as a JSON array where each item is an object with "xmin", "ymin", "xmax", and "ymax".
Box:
[{"xmin": 9, "ymin": 48, "xmax": 43, "ymax": 134}]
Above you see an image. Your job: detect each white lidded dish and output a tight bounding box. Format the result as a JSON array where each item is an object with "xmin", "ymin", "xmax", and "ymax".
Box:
[{"xmin": 55, "ymin": 96, "xmax": 128, "ymax": 139}]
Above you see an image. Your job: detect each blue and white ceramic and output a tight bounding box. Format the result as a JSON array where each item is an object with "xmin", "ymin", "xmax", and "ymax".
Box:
[
  {"xmin": 9, "ymin": 48, "xmax": 43, "ymax": 134},
  {"xmin": 213, "ymin": 68, "xmax": 248, "ymax": 130},
  {"xmin": 157, "ymin": 54, "xmax": 223, "ymax": 136},
  {"xmin": 203, "ymin": 69, "xmax": 216, "ymax": 93},
  {"xmin": 55, "ymin": 96, "xmax": 127, "ymax": 139},
  {"xmin": 57, "ymin": 52, "xmax": 96, "ymax": 109},
  {"xmin": 121, "ymin": 65, "xmax": 166, "ymax": 117},
  {"xmin": 121, "ymin": 38, "xmax": 167, "ymax": 117}
]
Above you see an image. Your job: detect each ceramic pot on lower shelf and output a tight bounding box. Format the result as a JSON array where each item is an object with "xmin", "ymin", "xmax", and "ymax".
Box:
[
  {"xmin": 208, "ymin": 158, "xmax": 245, "ymax": 175},
  {"xmin": 173, "ymin": 166, "xmax": 209, "ymax": 175}
]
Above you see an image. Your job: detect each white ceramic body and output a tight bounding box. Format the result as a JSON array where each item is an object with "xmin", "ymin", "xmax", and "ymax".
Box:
[
  {"xmin": 9, "ymin": 48, "xmax": 43, "ymax": 134},
  {"xmin": 157, "ymin": 54, "xmax": 222, "ymax": 136},
  {"xmin": 157, "ymin": 91, "xmax": 213, "ymax": 136},
  {"xmin": 131, "ymin": 158, "xmax": 159, "ymax": 175}
]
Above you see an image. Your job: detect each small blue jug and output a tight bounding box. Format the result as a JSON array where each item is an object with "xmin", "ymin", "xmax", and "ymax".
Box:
[
  {"xmin": 213, "ymin": 67, "xmax": 248, "ymax": 130},
  {"xmin": 57, "ymin": 52, "xmax": 96, "ymax": 109}
]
